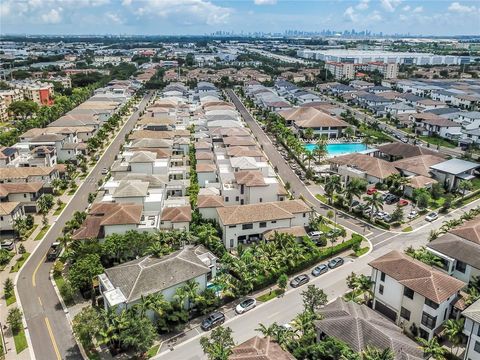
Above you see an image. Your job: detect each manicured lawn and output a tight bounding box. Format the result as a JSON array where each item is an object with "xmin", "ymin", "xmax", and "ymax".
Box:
[
  {"xmin": 146, "ymin": 344, "xmax": 160, "ymax": 358},
  {"xmin": 359, "ymin": 125, "xmax": 394, "ymax": 142},
  {"xmin": 315, "ymin": 194, "xmax": 328, "ymax": 203},
  {"xmin": 429, "ymin": 197, "xmax": 445, "ymax": 210},
  {"xmin": 13, "ymin": 328, "xmax": 28, "ymax": 354},
  {"xmin": 10, "ymin": 253, "xmax": 31, "ymax": 273},
  {"xmin": 354, "ymin": 247, "xmax": 369, "ymax": 257},
  {"xmin": 35, "ymin": 225, "xmax": 51, "ymax": 241},
  {"xmin": 472, "ymin": 178, "xmax": 480, "ymax": 191},
  {"xmin": 6, "ymin": 292, "xmax": 16, "ymax": 306},
  {"xmin": 256, "ymin": 289, "xmax": 284, "ymax": 302},
  {"xmin": 54, "ymin": 203, "xmax": 65, "ymax": 215},
  {"xmin": 0, "ymin": 252, "xmax": 14, "ymax": 271},
  {"xmin": 402, "ymin": 226, "xmax": 413, "ymax": 232},
  {"xmin": 419, "ymin": 136, "xmax": 456, "ymax": 149},
  {"xmin": 24, "ymin": 224, "xmax": 39, "ymax": 240}
]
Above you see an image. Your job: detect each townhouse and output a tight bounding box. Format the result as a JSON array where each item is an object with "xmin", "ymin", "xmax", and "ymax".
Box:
[
  {"xmin": 463, "ymin": 299, "xmax": 480, "ymax": 360},
  {"xmin": 370, "ymin": 250, "xmax": 465, "ymax": 340}
]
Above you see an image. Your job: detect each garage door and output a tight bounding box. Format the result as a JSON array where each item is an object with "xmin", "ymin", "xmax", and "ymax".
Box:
[{"xmin": 374, "ymin": 301, "xmax": 397, "ymax": 322}]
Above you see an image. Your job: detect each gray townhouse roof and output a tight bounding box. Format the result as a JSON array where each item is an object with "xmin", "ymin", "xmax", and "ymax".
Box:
[
  {"xmin": 430, "ymin": 158, "xmax": 480, "ymax": 175},
  {"xmin": 459, "ymin": 111, "xmax": 480, "ymax": 120},
  {"xmin": 369, "ymin": 85, "xmax": 390, "ymax": 92},
  {"xmin": 424, "ymin": 107, "xmax": 461, "ymax": 116},
  {"xmin": 428, "ymin": 234, "xmax": 480, "ymax": 270},
  {"xmin": 114, "ymin": 180, "xmax": 149, "ymax": 198},
  {"xmin": 387, "ymin": 102, "xmax": 415, "ymax": 111},
  {"xmin": 397, "ymin": 93, "xmax": 422, "ymax": 102},
  {"xmin": 104, "ymin": 246, "xmax": 211, "ymax": 303},
  {"xmin": 463, "ymin": 298, "xmax": 480, "ymax": 324},
  {"xmin": 330, "ymin": 84, "xmax": 354, "ymax": 92},
  {"xmin": 315, "ymin": 298, "xmax": 423, "ymax": 360},
  {"xmin": 357, "ymin": 93, "xmax": 392, "ymax": 103}
]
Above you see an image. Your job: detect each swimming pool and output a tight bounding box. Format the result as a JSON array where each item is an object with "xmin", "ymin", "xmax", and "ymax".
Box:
[{"xmin": 304, "ymin": 142, "xmax": 367, "ymax": 156}]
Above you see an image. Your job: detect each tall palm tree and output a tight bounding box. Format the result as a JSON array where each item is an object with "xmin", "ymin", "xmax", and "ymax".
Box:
[
  {"xmin": 354, "ymin": 274, "xmax": 374, "ymax": 303},
  {"xmin": 324, "ymin": 175, "xmax": 342, "ymax": 205},
  {"xmin": 304, "ymin": 151, "xmax": 316, "ymax": 171},
  {"xmin": 314, "ymin": 137, "xmax": 328, "ymax": 164},
  {"xmin": 416, "ymin": 337, "xmax": 447, "ymax": 360},
  {"xmin": 344, "ymin": 178, "xmax": 367, "ymax": 212},
  {"xmin": 363, "ymin": 192, "xmax": 384, "ymax": 221},
  {"xmin": 443, "ymin": 318, "xmax": 464, "ymax": 356}
]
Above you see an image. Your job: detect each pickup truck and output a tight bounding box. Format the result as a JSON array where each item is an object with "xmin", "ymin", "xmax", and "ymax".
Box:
[{"xmin": 46, "ymin": 242, "xmax": 62, "ymax": 261}]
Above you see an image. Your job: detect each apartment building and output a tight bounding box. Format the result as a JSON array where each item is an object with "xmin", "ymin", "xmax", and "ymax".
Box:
[
  {"xmin": 9, "ymin": 80, "xmax": 54, "ymax": 106},
  {"xmin": 325, "ymin": 62, "xmax": 355, "ymax": 80},
  {"xmin": 463, "ymin": 299, "xmax": 480, "ymax": 360},
  {"xmin": 367, "ymin": 62, "xmax": 399, "ymax": 79}
]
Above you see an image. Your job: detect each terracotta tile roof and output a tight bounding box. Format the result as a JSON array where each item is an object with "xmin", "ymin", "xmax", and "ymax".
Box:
[
  {"xmin": 195, "ymin": 151, "xmax": 214, "ymax": 160},
  {"xmin": 229, "ymin": 336, "xmax": 295, "ymax": 360},
  {"xmin": 197, "ymin": 195, "xmax": 224, "ymax": 208},
  {"xmin": 131, "ymin": 147, "xmax": 172, "ymax": 159},
  {"xmin": 451, "ymin": 217, "xmax": 480, "ymax": 245},
  {"xmin": 129, "ymin": 130, "xmax": 174, "ymax": 140},
  {"xmin": 161, "ymin": 206, "xmax": 192, "ymax": 223},
  {"xmin": 0, "ymin": 182, "xmax": 44, "ymax": 196},
  {"xmin": 0, "ymin": 201, "xmax": 21, "ymax": 216},
  {"xmin": 369, "ymin": 250, "xmax": 465, "ymax": 303},
  {"xmin": 377, "ymin": 143, "xmax": 445, "ymax": 159},
  {"xmin": 101, "ymin": 204, "xmax": 143, "ymax": 226},
  {"xmin": 129, "ymin": 151, "xmax": 157, "ymax": 163},
  {"xmin": 234, "ymin": 170, "xmax": 266, "ymax": 187},
  {"xmin": 196, "ymin": 163, "xmax": 217, "ymax": 173},
  {"xmin": 315, "ymin": 298, "xmax": 423, "ymax": 360},
  {"xmin": 217, "ymin": 200, "xmax": 311, "ymax": 226},
  {"xmin": 195, "ymin": 141, "xmax": 212, "ymax": 150},
  {"xmin": 210, "ymin": 127, "xmax": 251, "ymax": 137},
  {"xmin": 72, "ymin": 217, "xmax": 104, "ymax": 240},
  {"xmin": 279, "ymin": 107, "xmax": 348, "ymax": 128},
  {"xmin": 329, "ymin": 153, "xmax": 399, "ymax": 180},
  {"xmin": 227, "ymin": 146, "xmax": 264, "ymax": 158},
  {"xmin": 223, "ymin": 136, "xmax": 256, "ymax": 147},
  {"xmin": 0, "ymin": 167, "xmax": 56, "ymax": 180},
  {"xmin": 392, "ymin": 155, "xmax": 445, "ymax": 177},
  {"xmin": 407, "ymin": 175, "xmax": 437, "ymax": 189}
]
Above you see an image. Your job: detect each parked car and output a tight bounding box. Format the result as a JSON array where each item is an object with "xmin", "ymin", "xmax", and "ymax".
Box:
[
  {"xmin": 385, "ymin": 195, "xmax": 400, "ymax": 205},
  {"xmin": 366, "ymin": 188, "xmax": 377, "ymax": 195},
  {"xmin": 401, "ymin": 137, "xmax": 409, "ymax": 143},
  {"xmin": 235, "ymin": 298, "xmax": 256, "ymax": 314},
  {"xmin": 101, "ymin": 168, "xmax": 108, "ymax": 175},
  {"xmin": 308, "ymin": 231, "xmax": 323, "ymax": 240},
  {"xmin": 407, "ymin": 210, "xmax": 418, "ymax": 219},
  {"xmin": 328, "ymin": 257, "xmax": 344, "ymax": 269},
  {"xmin": 1, "ymin": 240, "xmax": 14, "ymax": 251},
  {"xmin": 383, "ymin": 214, "xmax": 392, "ymax": 223},
  {"xmin": 311, "ymin": 264, "xmax": 329, "ymax": 277},
  {"xmin": 375, "ymin": 211, "xmax": 387, "ymax": 220},
  {"xmin": 290, "ymin": 274, "xmax": 310, "ymax": 288},
  {"xmin": 398, "ymin": 199, "xmax": 409, "ymax": 207},
  {"xmin": 425, "ymin": 212, "xmax": 439, "ymax": 222},
  {"xmin": 350, "ymin": 200, "xmax": 360, "ymax": 208},
  {"xmin": 201, "ymin": 311, "xmax": 225, "ymax": 331}
]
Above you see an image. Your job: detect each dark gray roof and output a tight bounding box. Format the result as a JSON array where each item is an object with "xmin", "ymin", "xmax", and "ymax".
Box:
[
  {"xmin": 428, "ymin": 234, "xmax": 480, "ymax": 270},
  {"xmin": 430, "ymin": 158, "xmax": 480, "ymax": 174},
  {"xmin": 398, "ymin": 93, "xmax": 422, "ymax": 102},
  {"xmin": 463, "ymin": 298, "xmax": 480, "ymax": 323},
  {"xmin": 315, "ymin": 298, "xmax": 423, "ymax": 360},
  {"xmin": 425, "ymin": 107, "xmax": 460, "ymax": 116},
  {"xmin": 105, "ymin": 247, "xmax": 210, "ymax": 303}
]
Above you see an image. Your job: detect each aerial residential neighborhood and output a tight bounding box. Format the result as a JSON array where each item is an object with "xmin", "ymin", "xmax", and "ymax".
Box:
[{"xmin": 0, "ymin": 1, "xmax": 480, "ymax": 360}]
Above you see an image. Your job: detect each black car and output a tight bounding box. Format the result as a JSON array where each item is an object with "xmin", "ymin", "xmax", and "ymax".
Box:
[
  {"xmin": 385, "ymin": 195, "xmax": 399, "ymax": 205},
  {"xmin": 201, "ymin": 311, "xmax": 225, "ymax": 331},
  {"xmin": 311, "ymin": 264, "xmax": 328, "ymax": 277},
  {"xmin": 328, "ymin": 257, "xmax": 344, "ymax": 269},
  {"xmin": 290, "ymin": 274, "xmax": 310, "ymax": 288}
]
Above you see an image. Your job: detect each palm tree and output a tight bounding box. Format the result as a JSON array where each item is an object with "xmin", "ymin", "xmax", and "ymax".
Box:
[
  {"xmin": 354, "ymin": 274, "xmax": 374, "ymax": 303},
  {"xmin": 363, "ymin": 192, "xmax": 384, "ymax": 221},
  {"xmin": 343, "ymin": 126, "xmax": 355, "ymax": 140},
  {"xmin": 443, "ymin": 318, "xmax": 464, "ymax": 356},
  {"xmin": 256, "ymin": 323, "xmax": 280, "ymax": 337},
  {"xmin": 344, "ymin": 178, "xmax": 367, "ymax": 212},
  {"xmin": 314, "ymin": 136, "xmax": 328, "ymax": 164},
  {"xmin": 428, "ymin": 230, "xmax": 440, "ymax": 242},
  {"xmin": 304, "ymin": 151, "xmax": 316, "ymax": 171},
  {"xmin": 362, "ymin": 346, "xmax": 394, "ymax": 360},
  {"xmin": 417, "ymin": 337, "xmax": 447, "ymax": 360},
  {"xmin": 324, "ymin": 175, "xmax": 342, "ymax": 205},
  {"xmin": 458, "ymin": 180, "xmax": 473, "ymax": 196}
]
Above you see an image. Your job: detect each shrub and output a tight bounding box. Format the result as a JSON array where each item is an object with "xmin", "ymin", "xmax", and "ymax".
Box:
[
  {"xmin": 391, "ymin": 221, "xmax": 401, "ymax": 228},
  {"xmin": 375, "ymin": 219, "xmax": 391, "ymax": 230},
  {"xmin": 53, "ymin": 260, "xmax": 64, "ymax": 278},
  {"xmin": 59, "ymin": 280, "xmax": 75, "ymax": 304},
  {"xmin": 18, "ymin": 244, "xmax": 26, "ymax": 254}
]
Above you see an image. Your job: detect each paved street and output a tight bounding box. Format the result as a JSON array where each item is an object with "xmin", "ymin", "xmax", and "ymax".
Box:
[
  {"xmin": 226, "ymin": 89, "xmax": 386, "ymax": 242},
  {"xmin": 15, "ymin": 91, "xmax": 154, "ymax": 360}
]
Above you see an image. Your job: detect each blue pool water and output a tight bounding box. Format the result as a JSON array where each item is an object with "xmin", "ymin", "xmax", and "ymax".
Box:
[{"xmin": 304, "ymin": 143, "xmax": 367, "ymax": 156}]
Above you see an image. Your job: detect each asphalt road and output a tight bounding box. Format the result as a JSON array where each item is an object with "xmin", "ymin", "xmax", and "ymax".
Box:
[
  {"xmin": 226, "ymin": 89, "xmax": 385, "ymax": 241},
  {"xmin": 16, "ymin": 91, "xmax": 154, "ymax": 360}
]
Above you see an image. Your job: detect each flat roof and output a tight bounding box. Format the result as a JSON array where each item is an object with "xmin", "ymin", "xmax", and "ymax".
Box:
[{"xmin": 430, "ymin": 158, "xmax": 480, "ymax": 175}]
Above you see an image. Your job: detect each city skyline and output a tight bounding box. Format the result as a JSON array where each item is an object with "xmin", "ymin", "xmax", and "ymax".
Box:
[{"xmin": 1, "ymin": 0, "xmax": 479, "ymax": 37}]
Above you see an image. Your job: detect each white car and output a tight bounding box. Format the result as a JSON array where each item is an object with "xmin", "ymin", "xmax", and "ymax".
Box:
[
  {"xmin": 235, "ymin": 298, "xmax": 256, "ymax": 314},
  {"xmin": 101, "ymin": 168, "xmax": 108, "ymax": 175},
  {"xmin": 425, "ymin": 212, "xmax": 438, "ymax": 222},
  {"xmin": 407, "ymin": 210, "xmax": 418, "ymax": 219}
]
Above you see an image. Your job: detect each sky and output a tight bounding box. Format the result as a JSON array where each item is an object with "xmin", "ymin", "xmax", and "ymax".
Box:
[{"xmin": 0, "ymin": 0, "xmax": 479, "ymax": 36}]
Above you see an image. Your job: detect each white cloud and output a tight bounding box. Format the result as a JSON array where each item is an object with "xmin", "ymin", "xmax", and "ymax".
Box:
[
  {"xmin": 343, "ymin": 6, "xmax": 358, "ymax": 22},
  {"xmin": 130, "ymin": 0, "xmax": 233, "ymax": 25},
  {"xmin": 41, "ymin": 8, "xmax": 62, "ymax": 24},
  {"xmin": 254, "ymin": 0, "xmax": 277, "ymax": 5},
  {"xmin": 448, "ymin": 2, "xmax": 477, "ymax": 13},
  {"xmin": 356, "ymin": 0, "xmax": 369, "ymax": 10},
  {"xmin": 369, "ymin": 10, "xmax": 382, "ymax": 21},
  {"xmin": 380, "ymin": 0, "xmax": 402, "ymax": 12},
  {"xmin": 413, "ymin": 6, "xmax": 423, "ymax": 13},
  {"xmin": 106, "ymin": 11, "xmax": 123, "ymax": 24},
  {"xmin": 402, "ymin": 5, "xmax": 410, "ymax": 11}
]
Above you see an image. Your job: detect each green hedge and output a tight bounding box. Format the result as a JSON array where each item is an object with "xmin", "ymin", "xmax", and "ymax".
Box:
[{"xmin": 374, "ymin": 219, "xmax": 391, "ymax": 230}]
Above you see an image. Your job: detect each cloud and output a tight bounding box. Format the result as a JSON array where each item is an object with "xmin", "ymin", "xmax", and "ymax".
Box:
[
  {"xmin": 413, "ymin": 6, "xmax": 423, "ymax": 13},
  {"xmin": 343, "ymin": 6, "xmax": 358, "ymax": 22},
  {"xmin": 106, "ymin": 11, "xmax": 123, "ymax": 24},
  {"xmin": 129, "ymin": 0, "xmax": 233, "ymax": 25},
  {"xmin": 380, "ymin": 0, "xmax": 401, "ymax": 12},
  {"xmin": 254, "ymin": 0, "xmax": 277, "ymax": 4},
  {"xmin": 448, "ymin": 2, "xmax": 477, "ymax": 13},
  {"xmin": 40, "ymin": 8, "xmax": 62, "ymax": 24},
  {"xmin": 369, "ymin": 10, "xmax": 382, "ymax": 21},
  {"xmin": 356, "ymin": 0, "xmax": 369, "ymax": 10},
  {"xmin": 402, "ymin": 5, "xmax": 410, "ymax": 11}
]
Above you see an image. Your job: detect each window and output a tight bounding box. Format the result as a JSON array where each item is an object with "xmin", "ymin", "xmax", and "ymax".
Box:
[
  {"xmin": 271, "ymin": 220, "xmax": 277, "ymax": 224},
  {"xmin": 303, "ymin": 213, "xmax": 306, "ymax": 218},
  {"xmin": 421, "ymin": 312, "xmax": 437, "ymax": 330},
  {"xmin": 24, "ymin": 194, "xmax": 27, "ymax": 198},
  {"xmin": 380, "ymin": 272, "xmax": 385, "ymax": 282},
  {"xmin": 477, "ymin": 325, "xmax": 480, "ymax": 337},
  {"xmin": 403, "ymin": 287, "xmax": 414, "ymax": 300},
  {"xmin": 242, "ymin": 223, "xmax": 253, "ymax": 230},
  {"xmin": 475, "ymin": 341, "xmax": 480, "ymax": 353},
  {"xmin": 225, "ymin": 197, "xmax": 229, "ymax": 202},
  {"xmin": 455, "ymin": 260, "xmax": 467, "ymax": 274},
  {"xmin": 235, "ymin": 196, "xmax": 239, "ymax": 201},
  {"xmin": 400, "ymin": 307, "xmax": 411, "ymax": 321},
  {"xmin": 259, "ymin": 222, "xmax": 267, "ymax": 228},
  {"xmin": 379, "ymin": 285, "xmax": 384, "ymax": 295},
  {"xmin": 229, "ymin": 239, "xmax": 234, "ymax": 248},
  {"xmin": 259, "ymin": 198, "xmax": 263, "ymax": 203},
  {"xmin": 425, "ymin": 299, "xmax": 439, "ymax": 310},
  {"xmin": 228, "ymin": 225, "xmax": 236, "ymax": 228}
]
